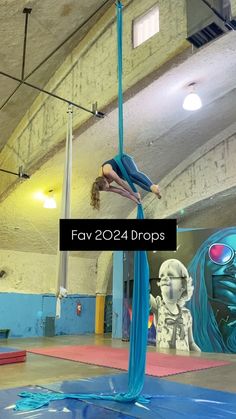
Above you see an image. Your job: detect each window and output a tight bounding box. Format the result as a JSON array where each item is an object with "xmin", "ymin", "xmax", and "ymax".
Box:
[{"xmin": 133, "ymin": 5, "xmax": 159, "ymax": 48}]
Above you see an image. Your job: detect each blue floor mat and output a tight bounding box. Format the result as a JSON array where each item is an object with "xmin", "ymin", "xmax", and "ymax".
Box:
[
  {"xmin": 0, "ymin": 347, "xmax": 20, "ymax": 353},
  {"xmin": 0, "ymin": 385, "xmax": 132, "ymax": 418},
  {"xmin": 1, "ymin": 373, "xmax": 236, "ymax": 418}
]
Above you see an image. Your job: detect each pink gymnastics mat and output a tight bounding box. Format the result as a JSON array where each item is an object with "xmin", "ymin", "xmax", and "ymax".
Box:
[{"xmin": 28, "ymin": 345, "xmax": 230, "ymax": 377}]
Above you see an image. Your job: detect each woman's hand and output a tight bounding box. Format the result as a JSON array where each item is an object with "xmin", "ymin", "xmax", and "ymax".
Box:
[
  {"xmin": 109, "ymin": 186, "xmax": 140, "ymax": 204},
  {"xmin": 134, "ymin": 192, "xmax": 141, "ymax": 202}
]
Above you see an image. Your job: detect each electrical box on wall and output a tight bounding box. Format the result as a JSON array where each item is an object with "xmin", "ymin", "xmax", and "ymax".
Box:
[
  {"xmin": 76, "ymin": 301, "xmax": 82, "ymax": 316},
  {"xmin": 186, "ymin": 0, "xmax": 236, "ymax": 48}
]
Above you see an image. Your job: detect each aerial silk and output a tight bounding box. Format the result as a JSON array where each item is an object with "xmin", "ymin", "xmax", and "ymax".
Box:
[
  {"xmin": 55, "ymin": 105, "xmax": 73, "ymax": 318},
  {"xmin": 15, "ymin": 1, "xmax": 150, "ymax": 411},
  {"xmin": 113, "ymin": 0, "xmax": 149, "ymax": 398}
]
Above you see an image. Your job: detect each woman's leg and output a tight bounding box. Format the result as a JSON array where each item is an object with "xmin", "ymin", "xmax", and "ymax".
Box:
[{"xmin": 121, "ymin": 154, "xmax": 153, "ymax": 192}]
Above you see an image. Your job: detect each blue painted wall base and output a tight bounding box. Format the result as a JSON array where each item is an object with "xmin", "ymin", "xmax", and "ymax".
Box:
[{"xmin": 0, "ymin": 293, "xmax": 95, "ymax": 338}]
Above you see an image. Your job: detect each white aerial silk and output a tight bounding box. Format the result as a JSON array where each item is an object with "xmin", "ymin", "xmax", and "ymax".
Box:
[{"xmin": 56, "ymin": 105, "xmax": 73, "ymax": 318}]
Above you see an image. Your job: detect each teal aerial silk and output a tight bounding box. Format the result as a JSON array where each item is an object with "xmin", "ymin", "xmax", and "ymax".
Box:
[
  {"xmin": 15, "ymin": 1, "xmax": 150, "ymax": 411},
  {"xmin": 114, "ymin": 2, "xmax": 150, "ymax": 389},
  {"xmin": 127, "ymin": 206, "xmax": 150, "ymax": 399}
]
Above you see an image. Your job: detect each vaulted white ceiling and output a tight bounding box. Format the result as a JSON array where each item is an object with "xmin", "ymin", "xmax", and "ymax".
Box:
[{"xmin": 0, "ymin": 6, "xmax": 236, "ymax": 256}]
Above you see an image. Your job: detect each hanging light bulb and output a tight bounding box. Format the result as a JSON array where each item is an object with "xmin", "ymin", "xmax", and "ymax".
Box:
[
  {"xmin": 43, "ymin": 190, "xmax": 57, "ymax": 209},
  {"xmin": 183, "ymin": 83, "xmax": 202, "ymax": 111}
]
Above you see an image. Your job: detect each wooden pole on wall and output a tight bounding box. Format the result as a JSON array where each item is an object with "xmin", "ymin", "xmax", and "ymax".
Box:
[{"xmin": 95, "ymin": 294, "xmax": 105, "ymax": 334}]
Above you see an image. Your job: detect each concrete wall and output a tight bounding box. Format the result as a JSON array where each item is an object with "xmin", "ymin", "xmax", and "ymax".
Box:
[
  {"xmin": 0, "ymin": 249, "xmax": 97, "ymax": 294},
  {"xmin": 96, "ymin": 251, "xmax": 113, "ymax": 294},
  {"xmin": 0, "ymin": 0, "xmax": 188, "ymax": 200},
  {"xmin": 143, "ymin": 123, "xmax": 236, "ymax": 219},
  {"xmin": 69, "ymin": 256, "xmax": 97, "ymax": 295}
]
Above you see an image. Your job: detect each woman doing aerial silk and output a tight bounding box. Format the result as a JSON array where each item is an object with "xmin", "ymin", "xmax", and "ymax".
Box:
[{"xmin": 90, "ymin": 154, "xmax": 161, "ymax": 210}]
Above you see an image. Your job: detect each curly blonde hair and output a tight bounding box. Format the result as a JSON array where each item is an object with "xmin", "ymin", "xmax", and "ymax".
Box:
[{"xmin": 90, "ymin": 176, "xmax": 108, "ymax": 210}]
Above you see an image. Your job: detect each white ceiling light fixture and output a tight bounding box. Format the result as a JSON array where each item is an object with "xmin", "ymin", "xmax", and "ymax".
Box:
[
  {"xmin": 34, "ymin": 191, "xmax": 45, "ymax": 201},
  {"xmin": 43, "ymin": 190, "xmax": 57, "ymax": 209},
  {"xmin": 183, "ymin": 82, "xmax": 202, "ymax": 111}
]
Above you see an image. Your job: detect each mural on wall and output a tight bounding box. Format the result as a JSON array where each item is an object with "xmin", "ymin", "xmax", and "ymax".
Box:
[
  {"xmin": 149, "ymin": 227, "xmax": 236, "ymax": 353},
  {"xmin": 150, "ymin": 259, "xmax": 200, "ymax": 352},
  {"xmin": 187, "ymin": 227, "xmax": 236, "ymax": 353},
  {"xmin": 123, "ymin": 227, "xmax": 236, "ymax": 353}
]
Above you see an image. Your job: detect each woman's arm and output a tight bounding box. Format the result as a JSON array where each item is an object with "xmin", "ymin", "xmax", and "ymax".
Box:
[
  {"xmin": 103, "ymin": 165, "xmax": 137, "ymax": 196},
  {"xmin": 109, "ymin": 186, "xmax": 140, "ymax": 204}
]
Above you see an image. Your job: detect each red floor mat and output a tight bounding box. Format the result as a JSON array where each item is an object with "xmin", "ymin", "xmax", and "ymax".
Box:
[
  {"xmin": 28, "ymin": 345, "xmax": 230, "ymax": 377},
  {"xmin": 0, "ymin": 347, "xmax": 26, "ymax": 365}
]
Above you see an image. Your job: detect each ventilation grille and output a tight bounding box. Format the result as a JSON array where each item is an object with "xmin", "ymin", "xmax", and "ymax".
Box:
[{"xmin": 187, "ymin": 21, "xmax": 236, "ymax": 48}]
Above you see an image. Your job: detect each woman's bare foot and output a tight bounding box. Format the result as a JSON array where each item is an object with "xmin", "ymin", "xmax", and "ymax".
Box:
[{"xmin": 150, "ymin": 184, "xmax": 162, "ymax": 199}]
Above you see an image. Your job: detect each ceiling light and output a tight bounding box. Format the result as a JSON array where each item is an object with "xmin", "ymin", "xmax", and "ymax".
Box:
[
  {"xmin": 183, "ymin": 83, "xmax": 202, "ymax": 111},
  {"xmin": 34, "ymin": 191, "xmax": 45, "ymax": 201},
  {"xmin": 43, "ymin": 190, "xmax": 57, "ymax": 209}
]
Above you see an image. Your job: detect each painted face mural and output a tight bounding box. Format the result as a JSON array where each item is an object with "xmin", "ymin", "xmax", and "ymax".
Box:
[
  {"xmin": 159, "ymin": 259, "xmax": 188, "ymax": 305},
  {"xmin": 149, "ymin": 259, "xmax": 200, "ymax": 351},
  {"xmin": 188, "ymin": 227, "xmax": 236, "ymax": 353}
]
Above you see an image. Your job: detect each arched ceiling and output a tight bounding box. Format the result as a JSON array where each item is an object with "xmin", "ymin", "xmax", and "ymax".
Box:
[
  {"xmin": 0, "ymin": 9, "xmax": 236, "ymax": 256},
  {"xmin": 0, "ymin": 0, "xmax": 113, "ymax": 150}
]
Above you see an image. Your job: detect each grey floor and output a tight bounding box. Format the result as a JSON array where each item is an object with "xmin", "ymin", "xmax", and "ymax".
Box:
[{"xmin": 0, "ymin": 334, "xmax": 235, "ymax": 393}]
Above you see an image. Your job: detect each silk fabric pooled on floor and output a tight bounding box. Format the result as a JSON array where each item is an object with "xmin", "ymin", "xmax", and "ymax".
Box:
[{"xmin": 4, "ymin": 374, "xmax": 236, "ymax": 418}]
